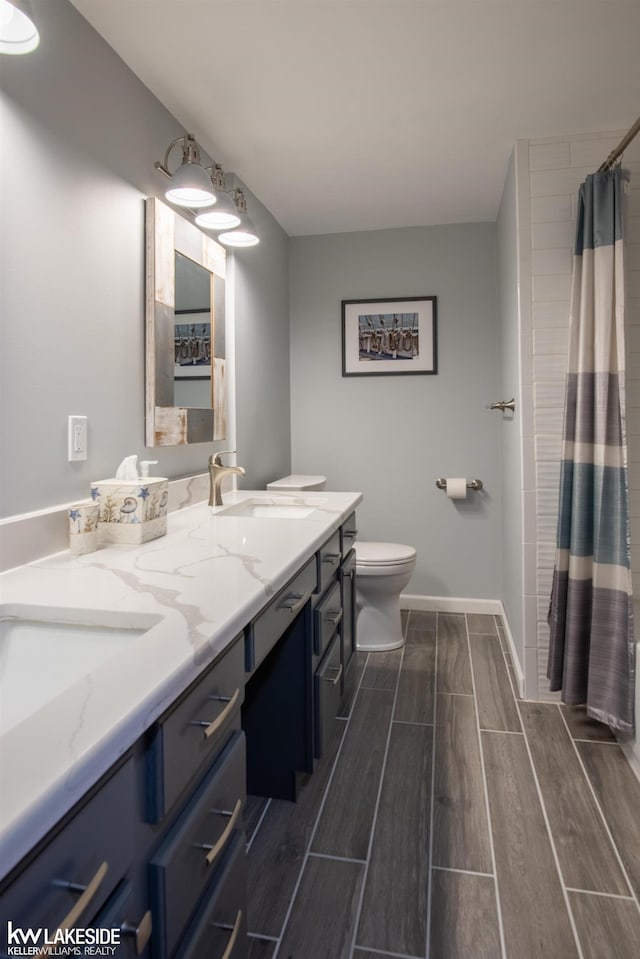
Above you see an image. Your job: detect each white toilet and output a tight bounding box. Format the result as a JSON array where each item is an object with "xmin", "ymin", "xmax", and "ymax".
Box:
[
  {"xmin": 354, "ymin": 542, "xmax": 417, "ymax": 651},
  {"xmin": 265, "ymin": 475, "xmax": 416, "ymax": 653}
]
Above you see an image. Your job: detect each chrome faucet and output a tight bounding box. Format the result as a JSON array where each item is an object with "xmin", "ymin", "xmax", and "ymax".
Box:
[{"xmin": 208, "ymin": 450, "xmax": 246, "ymax": 507}]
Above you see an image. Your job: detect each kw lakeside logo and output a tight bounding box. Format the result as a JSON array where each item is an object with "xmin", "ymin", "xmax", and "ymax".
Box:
[{"xmin": 5, "ymin": 923, "xmax": 120, "ymax": 956}]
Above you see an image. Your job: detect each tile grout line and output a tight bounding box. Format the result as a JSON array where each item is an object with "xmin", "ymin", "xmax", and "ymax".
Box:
[
  {"xmin": 353, "ymin": 946, "xmax": 424, "ymax": 959},
  {"xmin": 347, "ymin": 641, "xmax": 406, "ymax": 959},
  {"xmin": 424, "ymin": 610, "xmax": 439, "ymax": 959},
  {"xmin": 564, "ymin": 886, "xmax": 636, "ymax": 902},
  {"xmin": 392, "ymin": 718, "xmax": 434, "ymax": 728},
  {"xmin": 247, "ymin": 932, "xmax": 279, "ymax": 943},
  {"xmin": 556, "ymin": 704, "xmax": 640, "ymax": 915},
  {"xmin": 308, "ymin": 851, "xmax": 367, "ymax": 865},
  {"xmin": 353, "ymin": 945, "xmax": 424, "ymax": 959},
  {"xmin": 464, "ymin": 613, "xmax": 508, "ymax": 959},
  {"xmin": 245, "ymin": 796, "xmax": 272, "ymax": 854},
  {"xmin": 432, "ymin": 864, "xmax": 495, "ymax": 878},
  {"xmin": 504, "ymin": 676, "xmax": 586, "ymax": 957},
  {"xmin": 270, "ymin": 650, "xmax": 370, "ymax": 959}
]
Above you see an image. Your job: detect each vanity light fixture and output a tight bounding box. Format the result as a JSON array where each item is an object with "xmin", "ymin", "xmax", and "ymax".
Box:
[
  {"xmin": 195, "ymin": 166, "xmax": 242, "ymax": 231},
  {"xmin": 0, "ymin": 0, "xmax": 40, "ymax": 55},
  {"xmin": 218, "ymin": 190, "xmax": 260, "ymax": 247},
  {"xmin": 154, "ymin": 134, "xmax": 216, "ymax": 209}
]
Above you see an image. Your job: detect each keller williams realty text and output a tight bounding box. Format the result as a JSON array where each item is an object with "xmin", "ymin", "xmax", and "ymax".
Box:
[{"xmin": 5, "ymin": 923, "xmax": 120, "ymax": 955}]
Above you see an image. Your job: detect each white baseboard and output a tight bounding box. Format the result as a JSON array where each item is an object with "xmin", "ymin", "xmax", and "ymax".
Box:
[
  {"xmin": 400, "ymin": 594, "xmax": 502, "ymax": 615},
  {"xmin": 496, "ymin": 601, "xmax": 525, "ymax": 698}
]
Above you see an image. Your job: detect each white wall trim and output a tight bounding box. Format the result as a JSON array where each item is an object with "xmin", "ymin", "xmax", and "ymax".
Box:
[
  {"xmin": 401, "ymin": 593, "xmax": 502, "ymax": 614},
  {"xmin": 497, "ymin": 601, "xmax": 525, "ymax": 697}
]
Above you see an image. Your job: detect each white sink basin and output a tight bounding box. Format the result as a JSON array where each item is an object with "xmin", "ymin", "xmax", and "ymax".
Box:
[
  {"xmin": 213, "ymin": 495, "xmax": 327, "ymax": 519},
  {"xmin": 0, "ymin": 605, "xmax": 162, "ymax": 734}
]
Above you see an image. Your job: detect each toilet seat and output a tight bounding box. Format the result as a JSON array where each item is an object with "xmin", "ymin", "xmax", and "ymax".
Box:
[{"xmin": 355, "ymin": 542, "xmax": 417, "ymax": 567}]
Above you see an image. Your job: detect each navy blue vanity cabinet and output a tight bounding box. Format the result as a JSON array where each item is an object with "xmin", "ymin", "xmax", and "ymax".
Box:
[{"xmin": 0, "ymin": 756, "xmax": 137, "ymax": 957}]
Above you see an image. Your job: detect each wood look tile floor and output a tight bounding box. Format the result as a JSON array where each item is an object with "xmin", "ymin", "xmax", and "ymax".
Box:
[{"xmin": 244, "ymin": 610, "xmax": 640, "ymax": 959}]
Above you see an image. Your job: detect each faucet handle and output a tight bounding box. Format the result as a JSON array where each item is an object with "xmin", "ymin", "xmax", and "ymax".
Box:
[{"xmin": 211, "ymin": 449, "xmax": 237, "ymax": 467}]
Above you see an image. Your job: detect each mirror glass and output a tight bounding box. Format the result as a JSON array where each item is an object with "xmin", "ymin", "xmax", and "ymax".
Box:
[
  {"xmin": 145, "ymin": 198, "xmax": 227, "ymax": 446},
  {"xmin": 174, "ymin": 252, "xmax": 212, "ymax": 409}
]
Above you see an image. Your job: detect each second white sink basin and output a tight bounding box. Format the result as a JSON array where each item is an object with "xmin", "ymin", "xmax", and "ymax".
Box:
[
  {"xmin": 0, "ymin": 605, "xmax": 162, "ymax": 734},
  {"xmin": 213, "ymin": 495, "xmax": 327, "ymax": 519}
]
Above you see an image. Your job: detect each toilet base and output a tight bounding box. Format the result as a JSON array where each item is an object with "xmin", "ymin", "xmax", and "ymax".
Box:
[{"xmin": 356, "ymin": 598, "xmax": 405, "ymax": 652}]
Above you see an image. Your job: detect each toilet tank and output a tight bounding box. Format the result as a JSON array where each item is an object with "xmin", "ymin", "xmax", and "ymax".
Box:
[{"xmin": 266, "ymin": 474, "xmax": 327, "ymax": 492}]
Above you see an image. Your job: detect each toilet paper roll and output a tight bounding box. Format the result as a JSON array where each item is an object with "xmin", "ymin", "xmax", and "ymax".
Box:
[{"xmin": 446, "ymin": 478, "xmax": 468, "ymax": 500}]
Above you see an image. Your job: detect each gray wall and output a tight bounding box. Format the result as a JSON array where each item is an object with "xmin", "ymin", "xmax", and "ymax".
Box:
[
  {"xmin": 0, "ymin": 0, "xmax": 290, "ymax": 518},
  {"xmin": 289, "ymin": 225, "xmax": 502, "ymax": 599},
  {"xmin": 496, "ymin": 150, "xmax": 525, "ymax": 662}
]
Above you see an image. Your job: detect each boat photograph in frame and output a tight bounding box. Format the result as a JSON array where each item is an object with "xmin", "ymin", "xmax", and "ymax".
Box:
[{"xmin": 341, "ymin": 296, "xmax": 437, "ymax": 376}]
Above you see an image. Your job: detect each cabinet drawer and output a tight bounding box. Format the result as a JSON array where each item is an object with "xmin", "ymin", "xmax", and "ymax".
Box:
[
  {"xmin": 316, "ymin": 530, "xmax": 342, "ymax": 595},
  {"xmin": 314, "ymin": 579, "xmax": 342, "ymax": 657},
  {"xmin": 148, "ymin": 636, "xmax": 244, "ymax": 821},
  {"xmin": 149, "ymin": 731, "xmax": 245, "ymax": 959},
  {"xmin": 246, "ymin": 557, "xmax": 316, "ymax": 673},
  {"xmin": 174, "ymin": 833, "xmax": 246, "ymax": 959},
  {"xmin": 92, "ymin": 880, "xmax": 152, "ymax": 958},
  {"xmin": 315, "ymin": 634, "xmax": 343, "ymax": 759},
  {"xmin": 340, "ymin": 512, "xmax": 358, "ymax": 557},
  {"xmin": 0, "ymin": 758, "xmax": 134, "ymax": 945}
]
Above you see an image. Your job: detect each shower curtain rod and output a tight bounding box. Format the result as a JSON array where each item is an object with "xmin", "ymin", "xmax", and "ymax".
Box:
[{"xmin": 598, "ymin": 113, "xmax": 640, "ymax": 171}]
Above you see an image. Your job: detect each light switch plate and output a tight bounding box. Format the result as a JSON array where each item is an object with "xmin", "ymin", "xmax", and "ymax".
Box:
[{"xmin": 68, "ymin": 415, "xmax": 88, "ymax": 461}]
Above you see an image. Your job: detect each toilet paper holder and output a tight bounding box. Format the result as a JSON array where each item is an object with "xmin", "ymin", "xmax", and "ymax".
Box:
[{"xmin": 435, "ymin": 478, "xmax": 483, "ymax": 491}]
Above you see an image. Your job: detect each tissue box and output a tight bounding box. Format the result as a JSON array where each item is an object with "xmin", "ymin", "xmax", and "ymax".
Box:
[{"xmin": 91, "ymin": 477, "xmax": 169, "ymax": 545}]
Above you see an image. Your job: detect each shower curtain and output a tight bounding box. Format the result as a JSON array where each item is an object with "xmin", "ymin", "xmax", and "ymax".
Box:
[{"xmin": 547, "ymin": 166, "xmax": 635, "ymax": 734}]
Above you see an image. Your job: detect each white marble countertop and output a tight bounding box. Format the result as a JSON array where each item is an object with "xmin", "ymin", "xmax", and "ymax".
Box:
[{"xmin": 0, "ymin": 489, "xmax": 362, "ymax": 880}]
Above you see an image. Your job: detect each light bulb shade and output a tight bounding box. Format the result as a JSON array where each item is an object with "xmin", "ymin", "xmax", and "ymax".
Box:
[
  {"xmin": 218, "ymin": 212, "xmax": 260, "ymax": 247},
  {"xmin": 195, "ymin": 189, "xmax": 242, "ymax": 230},
  {"xmin": 165, "ymin": 160, "xmax": 216, "ymax": 208},
  {"xmin": 0, "ymin": 0, "xmax": 39, "ymax": 54}
]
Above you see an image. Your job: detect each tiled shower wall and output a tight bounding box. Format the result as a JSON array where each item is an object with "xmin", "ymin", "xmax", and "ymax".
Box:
[{"xmin": 518, "ymin": 131, "xmax": 640, "ymax": 700}]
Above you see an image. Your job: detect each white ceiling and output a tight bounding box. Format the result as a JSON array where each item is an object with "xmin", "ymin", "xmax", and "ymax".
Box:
[{"xmin": 70, "ymin": 1, "xmax": 640, "ymax": 236}]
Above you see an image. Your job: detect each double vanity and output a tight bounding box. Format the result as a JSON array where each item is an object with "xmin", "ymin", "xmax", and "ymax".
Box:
[{"xmin": 0, "ymin": 488, "xmax": 362, "ymax": 958}]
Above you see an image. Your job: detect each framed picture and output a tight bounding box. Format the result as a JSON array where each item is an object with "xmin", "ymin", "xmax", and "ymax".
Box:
[{"xmin": 341, "ymin": 296, "xmax": 437, "ymax": 376}]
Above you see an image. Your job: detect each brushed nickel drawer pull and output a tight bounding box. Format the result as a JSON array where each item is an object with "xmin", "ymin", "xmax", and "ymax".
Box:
[
  {"xmin": 343, "ymin": 529, "xmax": 358, "ymax": 538},
  {"xmin": 322, "ymin": 553, "xmax": 341, "ymax": 563},
  {"xmin": 212, "ymin": 908, "xmax": 242, "ymax": 959},
  {"xmin": 197, "ymin": 797, "xmax": 243, "ymax": 867},
  {"xmin": 325, "ymin": 610, "xmax": 342, "ymax": 626},
  {"xmin": 277, "ymin": 592, "xmax": 307, "ymax": 616},
  {"xmin": 121, "ymin": 910, "xmax": 153, "ymax": 955},
  {"xmin": 190, "ymin": 688, "xmax": 240, "ymax": 739},
  {"xmin": 39, "ymin": 862, "xmax": 109, "ymax": 957},
  {"xmin": 326, "ymin": 663, "xmax": 343, "ymax": 686}
]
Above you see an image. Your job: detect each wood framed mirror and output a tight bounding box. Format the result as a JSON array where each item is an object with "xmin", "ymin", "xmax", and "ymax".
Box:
[{"xmin": 145, "ymin": 197, "xmax": 227, "ymax": 446}]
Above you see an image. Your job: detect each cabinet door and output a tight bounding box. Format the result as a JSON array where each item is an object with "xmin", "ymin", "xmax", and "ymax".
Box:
[
  {"xmin": 340, "ymin": 548, "xmax": 357, "ymax": 680},
  {"xmin": 314, "ymin": 634, "xmax": 343, "ymax": 759}
]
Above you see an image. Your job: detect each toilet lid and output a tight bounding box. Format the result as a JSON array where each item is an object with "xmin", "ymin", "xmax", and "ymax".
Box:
[{"xmin": 355, "ymin": 542, "xmax": 417, "ymax": 567}]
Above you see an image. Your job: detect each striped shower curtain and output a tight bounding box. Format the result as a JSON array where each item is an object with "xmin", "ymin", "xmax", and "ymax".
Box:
[{"xmin": 547, "ymin": 166, "xmax": 635, "ymax": 735}]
